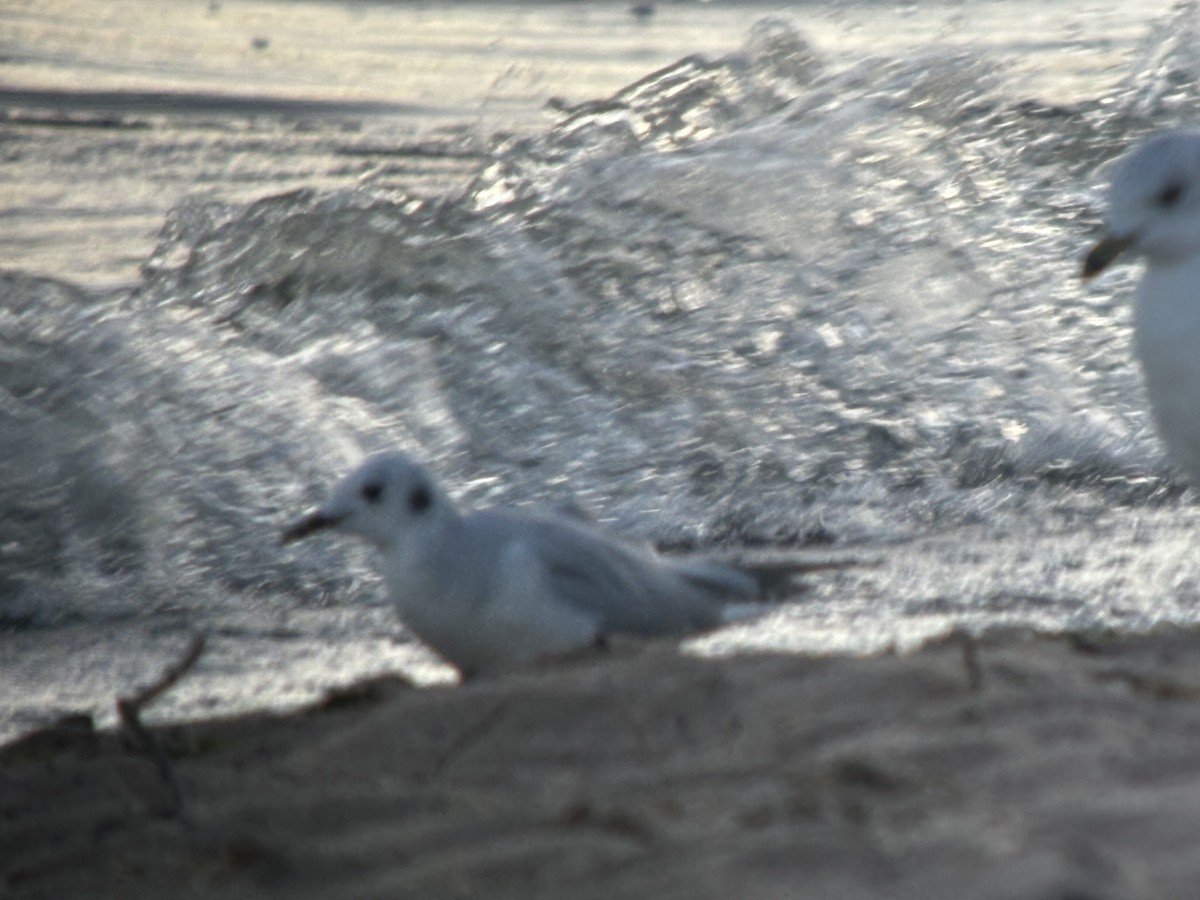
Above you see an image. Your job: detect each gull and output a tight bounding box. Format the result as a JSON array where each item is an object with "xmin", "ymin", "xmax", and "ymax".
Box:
[
  {"xmin": 1083, "ymin": 129, "xmax": 1200, "ymax": 484},
  {"xmin": 283, "ymin": 452, "xmax": 845, "ymax": 678}
]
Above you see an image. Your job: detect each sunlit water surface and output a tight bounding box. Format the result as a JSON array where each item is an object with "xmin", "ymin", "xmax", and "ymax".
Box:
[{"xmin": 2, "ymin": 0, "xmax": 1199, "ymax": 741}]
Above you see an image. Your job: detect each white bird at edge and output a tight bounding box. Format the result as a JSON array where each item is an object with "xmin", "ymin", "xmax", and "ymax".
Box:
[
  {"xmin": 283, "ymin": 451, "xmax": 859, "ymax": 679},
  {"xmin": 1083, "ymin": 129, "xmax": 1200, "ymax": 485}
]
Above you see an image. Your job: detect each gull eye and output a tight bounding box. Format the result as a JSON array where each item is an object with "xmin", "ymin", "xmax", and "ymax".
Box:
[
  {"xmin": 360, "ymin": 483, "xmax": 383, "ymax": 504},
  {"xmin": 408, "ymin": 485, "xmax": 432, "ymax": 513},
  {"xmin": 1157, "ymin": 182, "xmax": 1185, "ymax": 207}
]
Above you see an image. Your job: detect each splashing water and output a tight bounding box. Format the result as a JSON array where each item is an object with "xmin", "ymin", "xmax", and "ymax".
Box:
[{"xmin": 4, "ymin": 2, "xmax": 1200, "ymax": 740}]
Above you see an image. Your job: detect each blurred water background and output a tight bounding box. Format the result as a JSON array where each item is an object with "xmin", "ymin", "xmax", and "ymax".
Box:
[{"xmin": 2, "ymin": 0, "xmax": 1197, "ymax": 741}]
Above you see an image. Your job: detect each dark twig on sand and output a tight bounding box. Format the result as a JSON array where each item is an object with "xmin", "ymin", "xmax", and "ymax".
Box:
[
  {"xmin": 958, "ymin": 632, "xmax": 983, "ymax": 694},
  {"xmin": 430, "ymin": 699, "xmax": 512, "ymax": 777},
  {"xmin": 116, "ymin": 634, "xmax": 207, "ymax": 823}
]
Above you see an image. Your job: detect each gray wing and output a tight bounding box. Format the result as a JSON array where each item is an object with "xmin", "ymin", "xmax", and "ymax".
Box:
[{"xmin": 472, "ymin": 509, "xmax": 754, "ymax": 637}]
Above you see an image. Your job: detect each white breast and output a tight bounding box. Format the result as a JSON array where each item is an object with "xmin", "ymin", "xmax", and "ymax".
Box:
[{"xmin": 1134, "ymin": 254, "xmax": 1200, "ymax": 483}]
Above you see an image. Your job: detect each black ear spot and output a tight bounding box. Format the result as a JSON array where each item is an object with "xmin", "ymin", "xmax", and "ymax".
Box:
[
  {"xmin": 1157, "ymin": 182, "xmax": 1185, "ymax": 207},
  {"xmin": 408, "ymin": 485, "xmax": 432, "ymax": 513},
  {"xmin": 360, "ymin": 483, "xmax": 383, "ymax": 504}
]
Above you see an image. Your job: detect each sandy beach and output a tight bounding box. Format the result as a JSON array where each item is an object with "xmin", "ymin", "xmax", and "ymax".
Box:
[{"xmin": 6, "ymin": 628, "xmax": 1200, "ymax": 898}]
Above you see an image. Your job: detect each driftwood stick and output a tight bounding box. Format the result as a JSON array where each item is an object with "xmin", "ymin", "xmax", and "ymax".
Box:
[{"xmin": 116, "ymin": 634, "xmax": 207, "ymax": 823}]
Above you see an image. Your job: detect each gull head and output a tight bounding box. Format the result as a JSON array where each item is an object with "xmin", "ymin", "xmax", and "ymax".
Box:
[
  {"xmin": 282, "ymin": 452, "xmax": 456, "ymax": 550},
  {"xmin": 1083, "ymin": 130, "xmax": 1200, "ymax": 279}
]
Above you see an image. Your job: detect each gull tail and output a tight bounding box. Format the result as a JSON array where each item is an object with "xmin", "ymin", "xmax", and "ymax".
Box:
[{"xmin": 736, "ymin": 553, "xmax": 880, "ymax": 600}]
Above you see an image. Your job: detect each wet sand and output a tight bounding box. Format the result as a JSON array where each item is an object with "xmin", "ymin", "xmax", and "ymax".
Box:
[{"xmin": 6, "ymin": 628, "xmax": 1200, "ymax": 898}]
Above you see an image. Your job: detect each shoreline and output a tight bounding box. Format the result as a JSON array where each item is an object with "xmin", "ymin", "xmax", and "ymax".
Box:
[{"xmin": 5, "ymin": 626, "xmax": 1200, "ymax": 897}]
